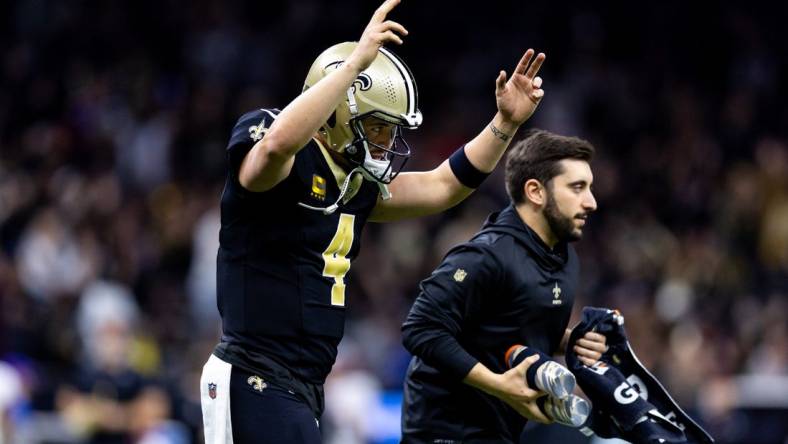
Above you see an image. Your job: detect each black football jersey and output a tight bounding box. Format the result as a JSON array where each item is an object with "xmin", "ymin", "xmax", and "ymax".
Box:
[{"xmin": 215, "ymin": 108, "xmax": 380, "ymax": 384}]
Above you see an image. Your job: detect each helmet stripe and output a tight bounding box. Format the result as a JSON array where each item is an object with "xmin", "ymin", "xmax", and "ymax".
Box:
[{"xmin": 378, "ymin": 47, "xmax": 417, "ymax": 121}]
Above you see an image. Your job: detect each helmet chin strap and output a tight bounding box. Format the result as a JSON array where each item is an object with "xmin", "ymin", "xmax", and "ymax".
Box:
[{"xmin": 378, "ymin": 181, "xmax": 392, "ymax": 200}]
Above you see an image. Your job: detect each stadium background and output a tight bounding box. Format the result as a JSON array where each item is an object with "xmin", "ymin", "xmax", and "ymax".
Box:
[{"xmin": 0, "ymin": 1, "xmax": 786, "ymax": 443}]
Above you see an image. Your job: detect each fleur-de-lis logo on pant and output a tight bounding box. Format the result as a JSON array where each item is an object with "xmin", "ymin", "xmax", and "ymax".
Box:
[{"xmin": 247, "ymin": 375, "xmax": 268, "ymax": 392}]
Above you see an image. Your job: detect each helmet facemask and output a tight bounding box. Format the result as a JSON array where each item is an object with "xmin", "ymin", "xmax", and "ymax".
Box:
[{"xmin": 343, "ymin": 112, "xmax": 413, "ymax": 184}]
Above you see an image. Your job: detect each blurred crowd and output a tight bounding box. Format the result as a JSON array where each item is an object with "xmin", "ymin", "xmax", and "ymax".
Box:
[{"xmin": 0, "ymin": 1, "xmax": 786, "ymax": 443}]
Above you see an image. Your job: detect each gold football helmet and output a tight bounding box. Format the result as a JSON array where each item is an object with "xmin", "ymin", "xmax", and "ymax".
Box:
[{"xmin": 303, "ymin": 42, "xmax": 422, "ymax": 183}]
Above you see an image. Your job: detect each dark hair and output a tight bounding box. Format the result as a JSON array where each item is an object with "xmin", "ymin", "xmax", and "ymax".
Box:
[{"xmin": 505, "ymin": 129, "xmax": 595, "ymax": 204}]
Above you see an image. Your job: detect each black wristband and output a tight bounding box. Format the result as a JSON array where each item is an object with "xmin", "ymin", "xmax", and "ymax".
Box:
[{"xmin": 448, "ymin": 145, "xmax": 490, "ymax": 189}]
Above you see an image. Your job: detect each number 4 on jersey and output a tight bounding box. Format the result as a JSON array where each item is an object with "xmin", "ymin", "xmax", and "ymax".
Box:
[{"xmin": 322, "ymin": 214, "xmax": 355, "ymax": 306}]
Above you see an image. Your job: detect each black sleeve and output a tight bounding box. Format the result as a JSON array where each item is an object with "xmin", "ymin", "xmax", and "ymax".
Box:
[
  {"xmin": 402, "ymin": 243, "xmax": 502, "ymax": 380},
  {"xmin": 225, "ymin": 108, "xmax": 280, "ymax": 180}
]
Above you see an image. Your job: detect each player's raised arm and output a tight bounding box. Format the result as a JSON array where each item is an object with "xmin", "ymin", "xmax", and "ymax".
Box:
[
  {"xmin": 238, "ymin": 0, "xmax": 408, "ymax": 192},
  {"xmin": 370, "ymin": 49, "xmax": 546, "ymax": 222}
]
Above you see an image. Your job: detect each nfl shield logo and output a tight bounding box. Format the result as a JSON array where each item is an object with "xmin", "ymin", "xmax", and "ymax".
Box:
[{"xmin": 208, "ymin": 383, "xmax": 217, "ymax": 399}]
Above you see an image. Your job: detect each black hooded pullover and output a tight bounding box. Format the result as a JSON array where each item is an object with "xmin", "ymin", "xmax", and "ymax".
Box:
[{"xmin": 401, "ymin": 205, "xmax": 579, "ymax": 443}]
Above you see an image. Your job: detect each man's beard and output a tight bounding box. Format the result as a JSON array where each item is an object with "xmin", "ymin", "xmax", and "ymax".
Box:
[{"xmin": 544, "ymin": 190, "xmax": 583, "ymax": 243}]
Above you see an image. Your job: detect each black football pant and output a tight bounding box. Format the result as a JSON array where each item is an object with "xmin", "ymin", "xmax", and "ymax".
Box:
[{"xmin": 230, "ymin": 366, "xmax": 322, "ymax": 443}]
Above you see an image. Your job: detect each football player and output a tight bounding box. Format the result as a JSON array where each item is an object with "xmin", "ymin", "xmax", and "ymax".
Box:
[{"xmin": 200, "ymin": 0, "xmax": 546, "ymax": 442}]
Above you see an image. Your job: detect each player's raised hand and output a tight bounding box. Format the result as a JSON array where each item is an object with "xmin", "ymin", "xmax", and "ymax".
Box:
[
  {"xmin": 495, "ymin": 49, "xmax": 546, "ymax": 126},
  {"xmin": 496, "ymin": 354, "xmax": 553, "ymax": 424},
  {"xmin": 346, "ymin": 0, "xmax": 408, "ymax": 72}
]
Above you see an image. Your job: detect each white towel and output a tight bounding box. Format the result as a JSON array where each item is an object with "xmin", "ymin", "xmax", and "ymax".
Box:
[{"xmin": 200, "ymin": 354, "xmax": 234, "ymax": 444}]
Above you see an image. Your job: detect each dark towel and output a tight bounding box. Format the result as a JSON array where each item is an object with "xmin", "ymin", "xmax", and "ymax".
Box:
[{"xmin": 566, "ymin": 307, "xmax": 714, "ymax": 444}]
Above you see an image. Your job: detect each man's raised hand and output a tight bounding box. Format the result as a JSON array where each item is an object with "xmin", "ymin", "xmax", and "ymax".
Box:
[
  {"xmin": 495, "ymin": 49, "xmax": 547, "ymax": 126},
  {"xmin": 346, "ymin": 0, "xmax": 408, "ymax": 72}
]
